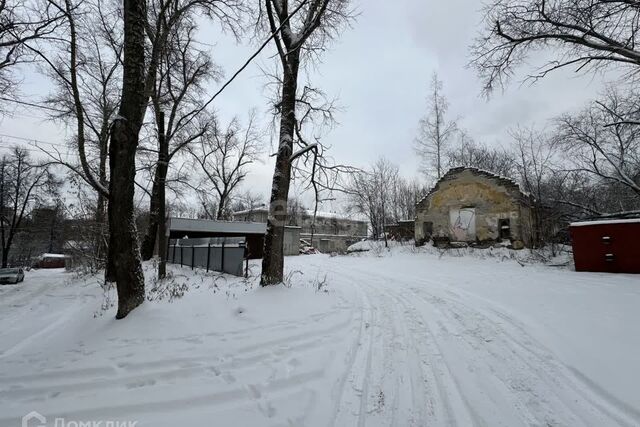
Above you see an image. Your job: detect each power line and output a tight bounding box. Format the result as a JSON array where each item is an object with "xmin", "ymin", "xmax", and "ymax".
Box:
[
  {"xmin": 3, "ymin": 111, "xmax": 52, "ymax": 121},
  {"xmin": 0, "ymin": 145, "xmax": 75, "ymax": 158},
  {"xmin": 0, "ymin": 132, "xmax": 68, "ymax": 148},
  {"xmin": 0, "ymin": 97, "xmax": 64, "ymax": 113},
  {"xmin": 0, "ymin": 96, "xmax": 113, "ymax": 122}
]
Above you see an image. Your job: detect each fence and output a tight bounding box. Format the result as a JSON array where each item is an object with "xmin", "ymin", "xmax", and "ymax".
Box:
[{"xmin": 167, "ymin": 237, "xmax": 246, "ymax": 277}]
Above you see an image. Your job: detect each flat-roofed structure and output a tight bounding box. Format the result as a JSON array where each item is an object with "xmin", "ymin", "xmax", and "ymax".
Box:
[
  {"xmin": 166, "ymin": 217, "xmax": 300, "ymax": 259},
  {"xmin": 570, "ymin": 216, "xmax": 640, "ymax": 273}
]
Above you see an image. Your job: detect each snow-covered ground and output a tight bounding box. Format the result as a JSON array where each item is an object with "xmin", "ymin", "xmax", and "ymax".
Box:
[{"xmin": 1, "ymin": 247, "xmax": 639, "ymax": 427}]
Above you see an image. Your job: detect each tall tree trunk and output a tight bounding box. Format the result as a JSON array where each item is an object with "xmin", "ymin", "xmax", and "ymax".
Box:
[
  {"xmin": 97, "ymin": 129, "xmax": 113, "ymax": 280},
  {"xmin": 140, "ymin": 174, "xmax": 161, "ymax": 260},
  {"xmin": 1, "ymin": 249, "xmax": 8, "ymax": 268},
  {"xmin": 157, "ymin": 111, "xmax": 167, "ymax": 279},
  {"xmin": 261, "ymin": 55, "xmax": 299, "ymax": 286},
  {"xmin": 108, "ymin": 0, "xmax": 146, "ymax": 319},
  {"xmin": 215, "ymin": 192, "xmax": 227, "ymax": 220}
]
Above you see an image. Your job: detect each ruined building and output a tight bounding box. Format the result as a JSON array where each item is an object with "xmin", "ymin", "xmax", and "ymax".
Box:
[{"xmin": 415, "ymin": 167, "xmax": 535, "ymax": 248}]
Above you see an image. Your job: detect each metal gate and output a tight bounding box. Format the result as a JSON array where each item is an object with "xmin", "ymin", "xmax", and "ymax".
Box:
[{"xmin": 167, "ymin": 237, "xmax": 246, "ymax": 276}]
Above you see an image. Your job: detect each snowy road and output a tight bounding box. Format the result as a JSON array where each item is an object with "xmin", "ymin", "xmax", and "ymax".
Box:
[{"xmin": 1, "ymin": 250, "xmax": 639, "ymax": 426}]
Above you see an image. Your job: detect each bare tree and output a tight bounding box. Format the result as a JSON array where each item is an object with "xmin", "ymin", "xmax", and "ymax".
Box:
[
  {"xmin": 512, "ymin": 127, "xmax": 555, "ymax": 200},
  {"xmin": 511, "ymin": 126, "xmax": 561, "ymax": 247},
  {"xmin": 258, "ymin": 0, "xmax": 354, "ymax": 285},
  {"xmin": 139, "ymin": 18, "xmax": 218, "ymax": 264},
  {"xmin": 105, "ymin": 0, "xmax": 148, "ymax": 319},
  {"xmin": 0, "ymin": 0, "xmax": 64, "ymax": 107},
  {"xmin": 554, "ymin": 88, "xmax": 640, "ymax": 197},
  {"xmin": 390, "ymin": 176, "xmax": 422, "ymax": 223},
  {"xmin": 35, "ymin": 0, "xmax": 122, "ymax": 269},
  {"xmin": 230, "ymin": 190, "xmax": 265, "ymax": 220},
  {"xmin": 446, "ymin": 133, "xmax": 517, "ymax": 178},
  {"xmin": 416, "ymin": 73, "xmax": 458, "ymax": 179},
  {"xmin": 31, "ymin": 0, "xmax": 242, "ymax": 317},
  {"xmin": 0, "ymin": 147, "xmax": 58, "ymax": 267},
  {"xmin": 190, "ymin": 112, "xmax": 262, "ymax": 220},
  {"xmin": 286, "ymin": 196, "xmax": 305, "ymax": 226},
  {"xmin": 63, "ymin": 172, "xmax": 111, "ymax": 272},
  {"xmin": 471, "ymin": 0, "xmax": 640, "ymax": 94},
  {"xmin": 132, "ymin": 0, "xmax": 243, "ymax": 281},
  {"xmin": 27, "ymin": 0, "xmax": 115, "ymax": 200},
  {"xmin": 347, "ymin": 158, "xmax": 400, "ymax": 244}
]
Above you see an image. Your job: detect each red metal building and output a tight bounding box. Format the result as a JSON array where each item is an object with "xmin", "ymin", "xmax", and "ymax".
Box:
[{"xmin": 570, "ymin": 218, "xmax": 640, "ymax": 274}]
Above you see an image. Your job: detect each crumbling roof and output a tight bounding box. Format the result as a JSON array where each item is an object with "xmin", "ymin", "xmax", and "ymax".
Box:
[{"xmin": 417, "ymin": 167, "xmax": 533, "ymax": 207}]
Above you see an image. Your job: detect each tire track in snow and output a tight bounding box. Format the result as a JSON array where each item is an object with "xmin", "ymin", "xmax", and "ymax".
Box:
[
  {"xmin": 0, "ymin": 296, "xmax": 357, "ymax": 424},
  {"xmin": 333, "ymin": 269, "xmax": 475, "ymax": 426},
  {"xmin": 329, "ymin": 281, "xmax": 376, "ymax": 427},
  {"xmin": 0, "ymin": 332, "xmax": 340, "ymax": 401},
  {"xmin": 1, "ymin": 303, "xmax": 354, "ymax": 382},
  {"xmin": 399, "ymin": 279, "xmax": 640, "ymax": 427},
  {"xmin": 378, "ymin": 283, "xmax": 478, "ymax": 426},
  {"xmin": 337, "ymin": 262, "xmax": 639, "ymax": 427}
]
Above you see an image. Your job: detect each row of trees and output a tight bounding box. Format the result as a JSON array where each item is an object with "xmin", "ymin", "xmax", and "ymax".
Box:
[
  {"xmin": 469, "ymin": 0, "xmax": 640, "ymax": 215},
  {"xmin": 8, "ymin": 0, "xmax": 638, "ymax": 317},
  {"xmin": 347, "ymin": 158, "xmax": 423, "ymax": 243},
  {"xmin": 0, "ymin": 148, "xmax": 59, "ymax": 268},
  {"xmin": 414, "ymin": 84, "xmax": 639, "ymax": 217},
  {"xmin": 1, "ymin": 0, "xmax": 356, "ymax": 318}
]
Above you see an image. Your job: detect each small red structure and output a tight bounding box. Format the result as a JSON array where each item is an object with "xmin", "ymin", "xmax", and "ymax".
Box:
[
  {"xmin": 570, "ymin": 218, "xmax": 640, "ymax": 274},
  {"xmin": 34, "ymin": 253, "xmax": 67, "ymax": 269}
]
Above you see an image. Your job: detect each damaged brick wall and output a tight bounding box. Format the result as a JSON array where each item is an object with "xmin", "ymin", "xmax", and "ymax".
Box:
[{"xmin": 415, "ymin": 168, "xmax": 534, "ymax": 247}]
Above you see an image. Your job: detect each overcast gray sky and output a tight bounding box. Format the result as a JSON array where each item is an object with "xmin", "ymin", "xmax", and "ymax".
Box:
[{"xmin": 0, "ymin": 0, "xmax": 609, "ymax": 211}]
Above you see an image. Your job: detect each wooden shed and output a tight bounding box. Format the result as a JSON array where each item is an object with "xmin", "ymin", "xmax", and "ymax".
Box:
[{"xmin": 570, "ymin": 217, "xmax": 640, "ymax": 273}]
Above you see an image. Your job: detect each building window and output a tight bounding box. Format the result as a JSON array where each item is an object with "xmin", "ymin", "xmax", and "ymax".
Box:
[{"xmin": 499, "ymin": 218, "xmax": 511, "ymax": 239}]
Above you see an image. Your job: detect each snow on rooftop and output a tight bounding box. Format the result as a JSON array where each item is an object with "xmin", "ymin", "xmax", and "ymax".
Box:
[
  {"xmin": 41, "ymin": 253, "xmax": 67, "ymax": 259},
  {"xmin": 167, "ymin": 217, "xmax": 268, "ymax": 235},
  {"xmin": 570, "ymin": 218, "xmax": 640, "ymax": 227}
]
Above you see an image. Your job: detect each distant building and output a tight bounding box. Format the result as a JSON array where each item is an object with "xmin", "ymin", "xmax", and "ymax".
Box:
[
  {"xmin": 385, "ymin": 220, "xmax": 415, "ymax": 241},
  {"xmin": 415, "ymin": 167, "xmax": 535, "ymax": 248},
  {"xmin": 232, "ymin": 207, "xmax": 367, "ymax": 253}
]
